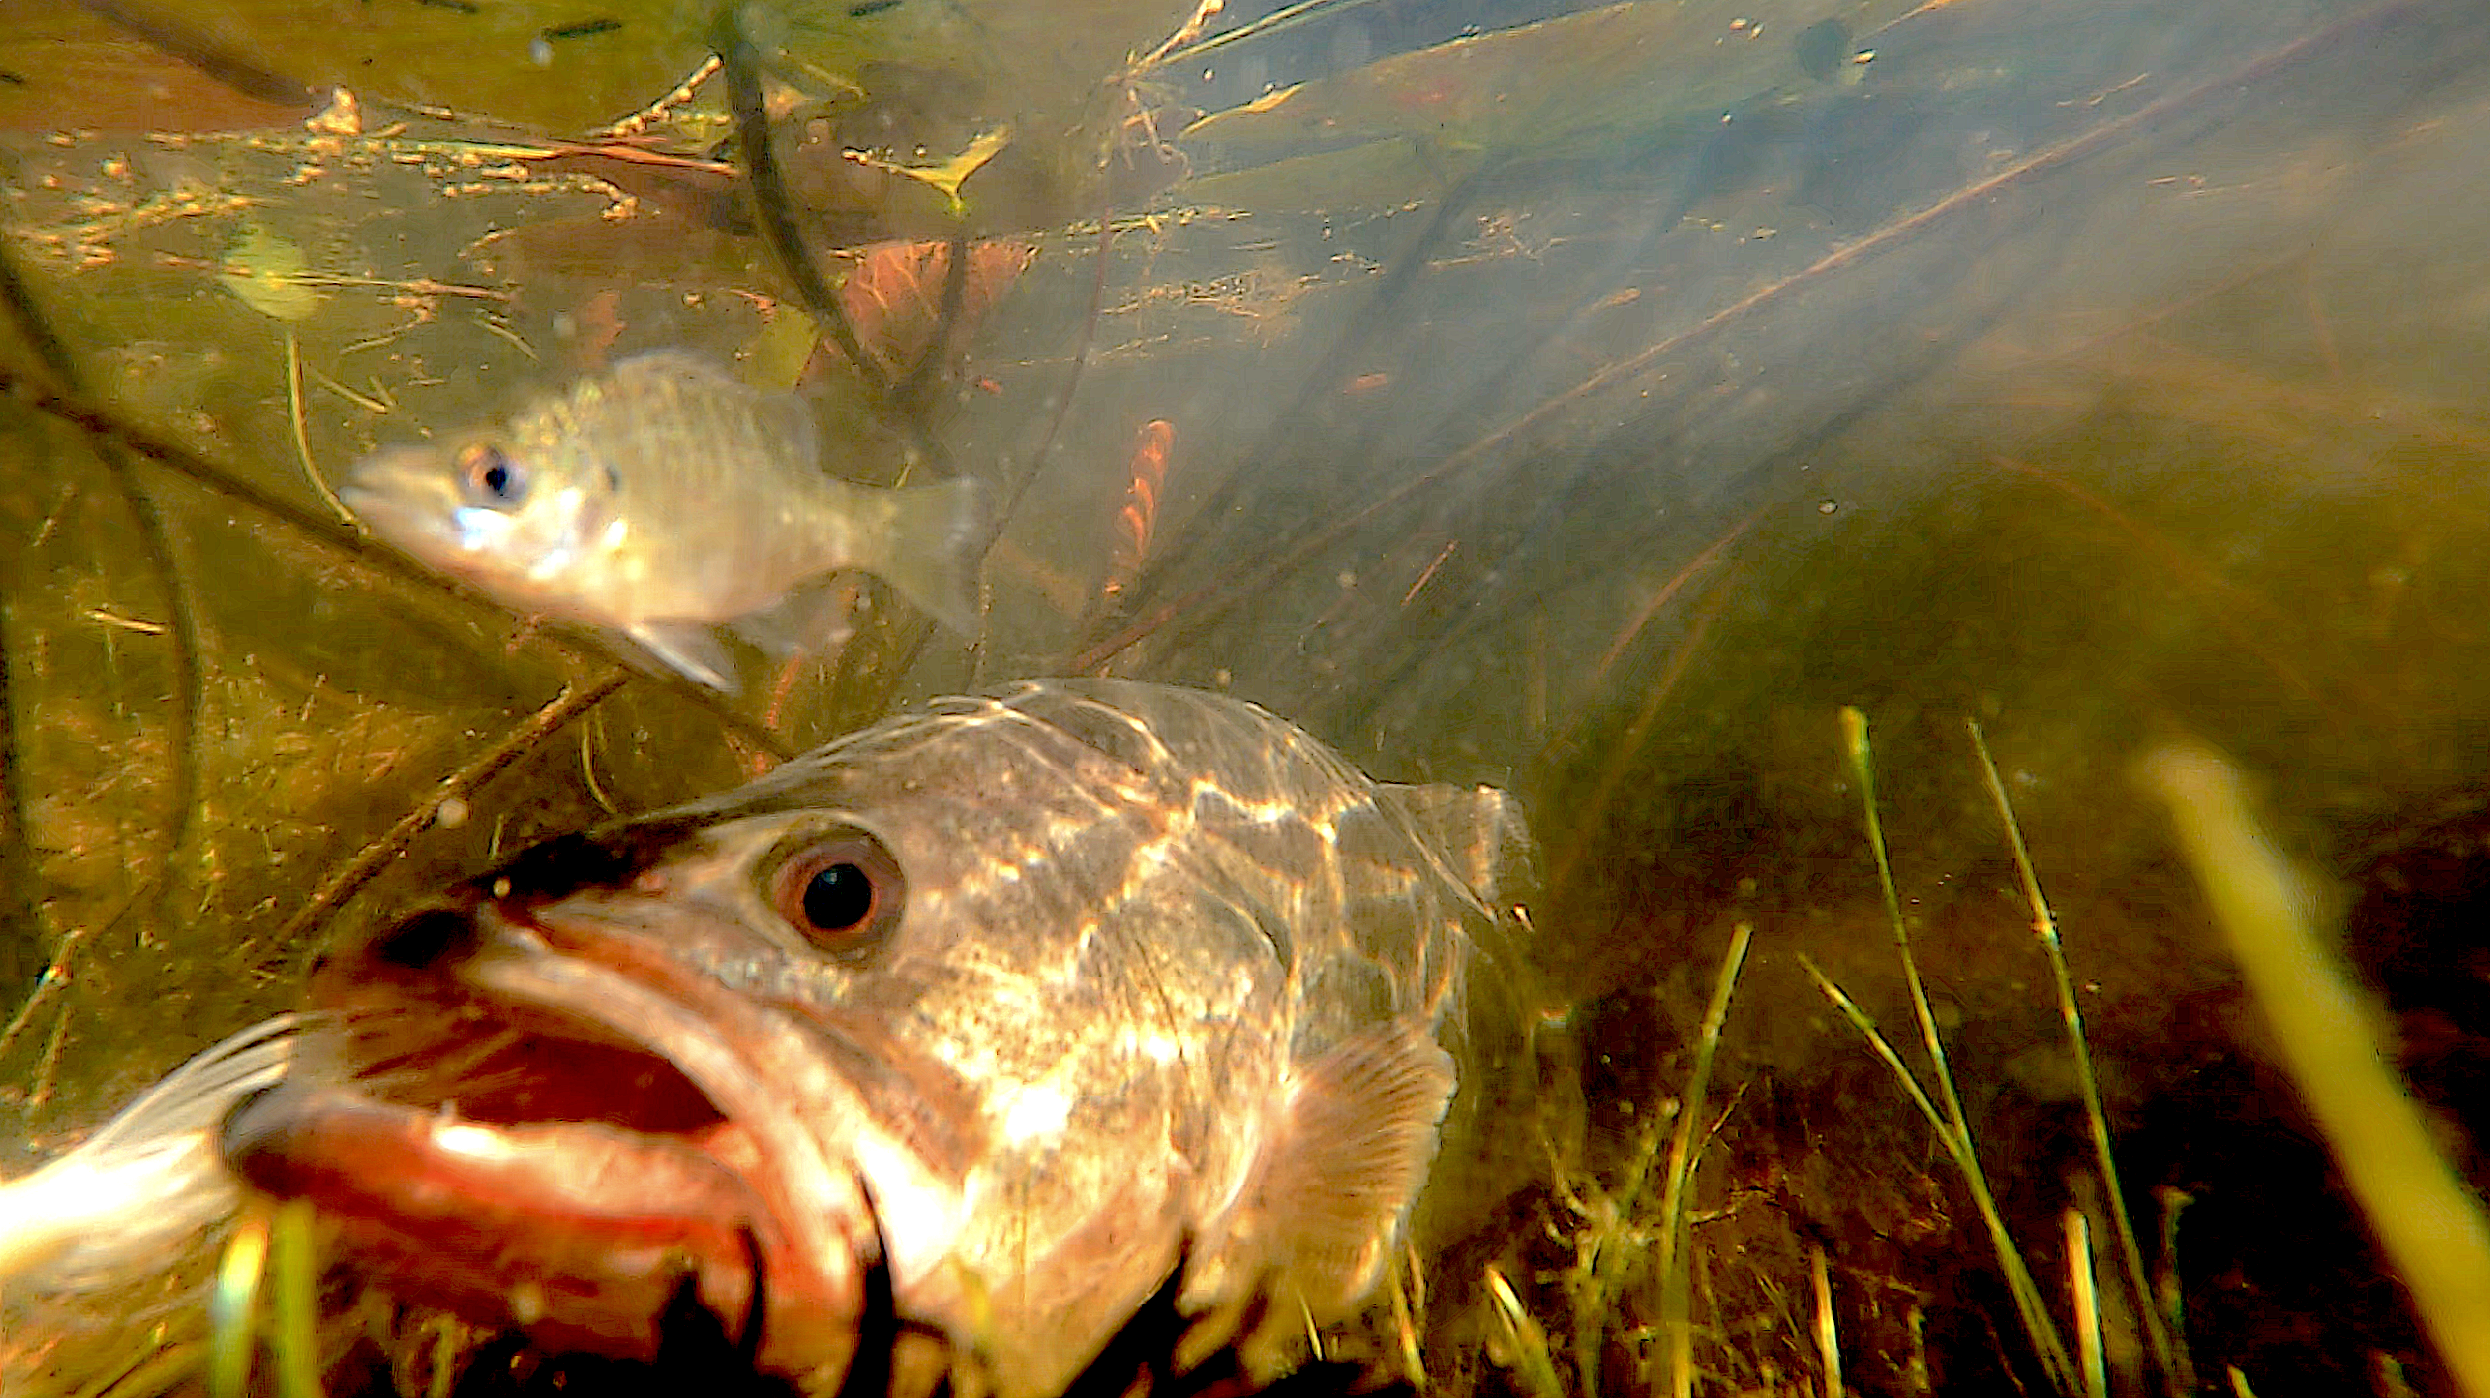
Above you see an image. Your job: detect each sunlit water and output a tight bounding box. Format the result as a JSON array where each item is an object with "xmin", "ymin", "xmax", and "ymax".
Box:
[{"xmin": 6, "ymin": 0, "xmax": 2490, "ymax": 1392}]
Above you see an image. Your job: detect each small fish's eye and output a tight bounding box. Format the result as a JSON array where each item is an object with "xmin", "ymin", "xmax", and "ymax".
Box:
[
  {"xmin": 457, "ymin": 443, "xmax": 528, "ymax": 508},
  {"xmin": 769, "ymin": 829, "xmax": 903, "ymax": 955}
]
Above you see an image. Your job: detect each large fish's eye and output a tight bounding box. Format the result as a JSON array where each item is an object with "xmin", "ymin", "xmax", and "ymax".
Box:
[
  {"xmin": 769, "ymin": 829, "xmax": 904, "ymax": 955},
  {"xmin": 457, "ymin": 443, "xmax": 528, "ymax": 508}
]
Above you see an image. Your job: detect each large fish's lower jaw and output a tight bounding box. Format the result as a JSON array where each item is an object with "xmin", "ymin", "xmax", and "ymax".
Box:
[
  {"xmin": 459, "ymin": 909, "xmax": 885, "ymax": 1362},
  {"xmin": 221, "ymin": 1078, "xmax": 770, "ymax": 1358},
  {"xmin": 218, "ymin": 914, "xmax": 880, "ymax": 1392}
]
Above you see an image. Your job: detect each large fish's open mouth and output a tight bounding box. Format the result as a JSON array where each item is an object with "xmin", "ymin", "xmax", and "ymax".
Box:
[{"xmin": 221, "ymin": 899, "xmax": 869, "ymax": 1378}]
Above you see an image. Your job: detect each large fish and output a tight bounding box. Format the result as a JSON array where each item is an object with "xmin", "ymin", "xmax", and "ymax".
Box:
[
  {"xmin": 215, "ymin": 679, "xmax": 1537, "ymax": 1396},
  {"xmin": 341, "ymin": 352, "xmax": 982, "ymax": 692}
]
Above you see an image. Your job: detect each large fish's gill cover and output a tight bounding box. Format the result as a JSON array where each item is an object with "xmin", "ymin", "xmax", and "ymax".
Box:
[{"xmin": 217, "ymin": 679, "xmax": 1539, "ymax": 1397}]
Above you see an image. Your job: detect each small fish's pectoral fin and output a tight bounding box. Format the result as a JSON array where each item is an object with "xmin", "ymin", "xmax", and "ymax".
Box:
[
  {"xmin": 621, "ymin": 621, "xmax": 741, "ymax": 693},
  {"xmin": 1253, "ymin": 1019, "xmax": 1454, "ymax": 1312},
  {"xmin": 730, "ymin": 578, "xmax": 859, "ymax": 660},
  {"xmin": 1385, "ymin": 783, "xmax": 1537, "ymax": 911},
  {"xmin": 869, "ymin": 476, "xmax": 984, "ymax": 635}
]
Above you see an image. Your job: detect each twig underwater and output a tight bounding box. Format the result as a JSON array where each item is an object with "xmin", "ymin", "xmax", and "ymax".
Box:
[
  {"xmin": 260, "ymin": 669, "xmax": 629, "ymax": 961},
  {"xmin": 713, "ymin": 6, "xmax": 888, "ymax": 405}
]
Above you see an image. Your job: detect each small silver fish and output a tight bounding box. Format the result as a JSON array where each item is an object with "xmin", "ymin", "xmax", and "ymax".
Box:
[
  {"xmin": 220, "ymin": 680, "xmax": 1538, "ymax": 1396},
  {"xmin": 341, "ymin": 352, "xmax": 982, "ymax": 691}
]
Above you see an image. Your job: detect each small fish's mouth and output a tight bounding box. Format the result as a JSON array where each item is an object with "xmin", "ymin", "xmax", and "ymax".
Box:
[{"xmin": 221, "ymin": 899, "xmax": 868, "ymax": 1380}]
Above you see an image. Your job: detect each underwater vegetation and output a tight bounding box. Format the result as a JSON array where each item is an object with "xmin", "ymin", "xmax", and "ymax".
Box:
[{"xmin": 7, "ymin": 0, "xmax": 2490, "ymax": 1394}]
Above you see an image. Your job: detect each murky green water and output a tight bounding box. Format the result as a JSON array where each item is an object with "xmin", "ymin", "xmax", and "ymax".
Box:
[{"xmin": 7, "ymin": 0, "xmax": 2490, "ymax": 1392}]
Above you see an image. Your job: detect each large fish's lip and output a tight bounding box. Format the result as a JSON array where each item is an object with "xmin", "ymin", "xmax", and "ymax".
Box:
[
  {"xmin": 458, "ymin": 902, "xmax": 880, "ymax": 1382},
  {"xmin": 227, "ymin": 902, "xmax": 874, "ymax": 1385},
  {"xmin": 222, "ymin": 1075, "xmax": 765, "ymax": 1358},
  {"xmin": 461, "ymin": 900, "xmax": 881, "ymax": 1253}
]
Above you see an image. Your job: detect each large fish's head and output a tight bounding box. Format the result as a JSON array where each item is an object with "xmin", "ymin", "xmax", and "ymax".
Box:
[
  {"xmin": 220, "ymin": 805, "xmax": 910, "ymax": 1389},
  {"xmin": 340, "ymin": 418, "xmax": 623, "ymax": 623},
  {"xmin": 217, "ymin": 685, "xmax": 1438, "ymax": 1396}
]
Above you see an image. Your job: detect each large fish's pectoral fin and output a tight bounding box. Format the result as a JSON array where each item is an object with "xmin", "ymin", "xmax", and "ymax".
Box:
[
  {"xmin": 1384, "ymin": 783, "xmax": 1536, "ymax": 911},
  {"xmin": 1254, "ymin": 1019, "xmax": 1454, "ymax": 1313},
  {"xmin": 622, "ymin": 620, "xmax": 740, "ymax": 693}
]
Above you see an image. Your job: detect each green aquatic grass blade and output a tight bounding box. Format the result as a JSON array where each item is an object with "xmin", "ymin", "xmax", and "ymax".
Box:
[
  {"xmin": 1969, "ymin": 719, "xmax": 2191, "ymax": 1398},
  {"xmin": 1809, "ymin": 1243, "xmax": 1841, "ymax": 1398},
  {"xmin": 2154, "ymin": 1188, "xmax": 2196, "ymax": 1381},
  {"xmin": 1558, "ymin": 927, "xmax": 1735, "ymax": 1398},
  {"xmin": 1838, "ymin": 707, "xmax": 2074, "ymax": 1392},
  {"xmin": 57, "ymin": 1329, "xmax": 197, "ymax": 1398},
  {"xmin": 2146, "ymin": 746, "xmax": 2490, "ymax": 1398},
  {"xmin": 1796, "ymin": 954, "xmax": 1947, "ymax": 1135},
  {"xmin": 425, "ymin": 1314, "xmax": 463, "ymax": 1398},
  {"xmin": 91, "ymin": 1342, "xmax": 203, "ymax": 1398},
  {"xmin": 2065, "ymin": 1208, "xmax": 2105, "ymax": 1398},
  {"xmin": 1569, "ymin": 1119, "xmax": 1656, "ymax": 1398},
  {"xmin": 1485, "ymin": 1264, "xmax": 1565, "ymax": 1398},
  {"xmin": 1654, "ymin": 920, "xmax": 1751, "ymax": 1398},
  {"xmin": 269, "ymin": 1198, "xmax": 322, "ymax": 1398},
  {"xmin": 208, "ymin": 1208, "xmax": 268, "ymax": 1398},
  {"xmin": 1841, "ymin": 709, "xmax": 1973, "ymax": 1130}
]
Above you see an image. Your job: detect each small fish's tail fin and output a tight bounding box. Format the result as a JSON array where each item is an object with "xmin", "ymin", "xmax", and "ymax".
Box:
[{"xmin": 874, "ymin": 476, "xmax": 985, "ymax": 634}]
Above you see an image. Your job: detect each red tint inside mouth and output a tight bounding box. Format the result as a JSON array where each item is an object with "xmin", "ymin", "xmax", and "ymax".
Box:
[
  {"xmin": 223, "ymin": 988, "xmax": 767, "ymax": 1361},
  {"xmin": 398, "ymin": 1027, "xmax": 730, "ymax": 1137},
  {"xmin": 324, "ymin": 960, "xmax": 733, "ymax": 1137}
]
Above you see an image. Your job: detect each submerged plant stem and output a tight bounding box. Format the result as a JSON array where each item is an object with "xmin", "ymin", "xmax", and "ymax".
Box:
[
  {"xmin": 2145, "ymin": 746, "xmax": 2490, "ymax": 1398},
  {"xmin": 207, "ymin": 1207, "xmax": 268, "ymax": 1398},
  {"xmin": 0, "ymin": 243, "xmax": 202, "ymax": 936},
  {"xmin": 1836, "ymin": 707, "xmax": 2074, "ymax": 1391},
  {"xmin": 1970, "ymin": 719, "xmax": 2190, "ymax": 1397},
  {"xmin": 1809, "ymin": 1243, "xmax": 1840, "ymax": 1398},
  {"xmin": 1653, "ymin": 921, "xmax": 1750, "ymax": 1398},
  {"xmin": 714, "ymin": 8, "xmax": 885, "ymax": 401},
  {"xmin": 283, "ymin": 331, "xmax": 352, "ymax": 525},
  {"xmin": 268, "ymin": 668, "xmax": 629, "ymax": 955},
  {"xmin": 2067, "ymin": 1208, "xmax": 2105, "ymax": 1398},
  {"xmin": 1485, "ymin": 1264, "xmax": 1563, "ymax": 1398},
  {"xmin": 268, "ymin": 1199, "xmax": 320, "ymax": 1398}
]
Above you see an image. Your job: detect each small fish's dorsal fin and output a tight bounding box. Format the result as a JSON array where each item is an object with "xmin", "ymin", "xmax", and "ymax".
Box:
[
  {"xmin": 1383, "ymin": 782, "xmax": 1534, "ymax": 911},
  {"xmin": 605, "ymin": 349, "xmax": 742, "ymax": 393},
  {"xmin": 622, "ymin": 620, "xmax": 740, "ymax": 693},
  {"xmin": 1251, "ymin": 1018, "xmax": 1455, "ymax": 1312}
]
